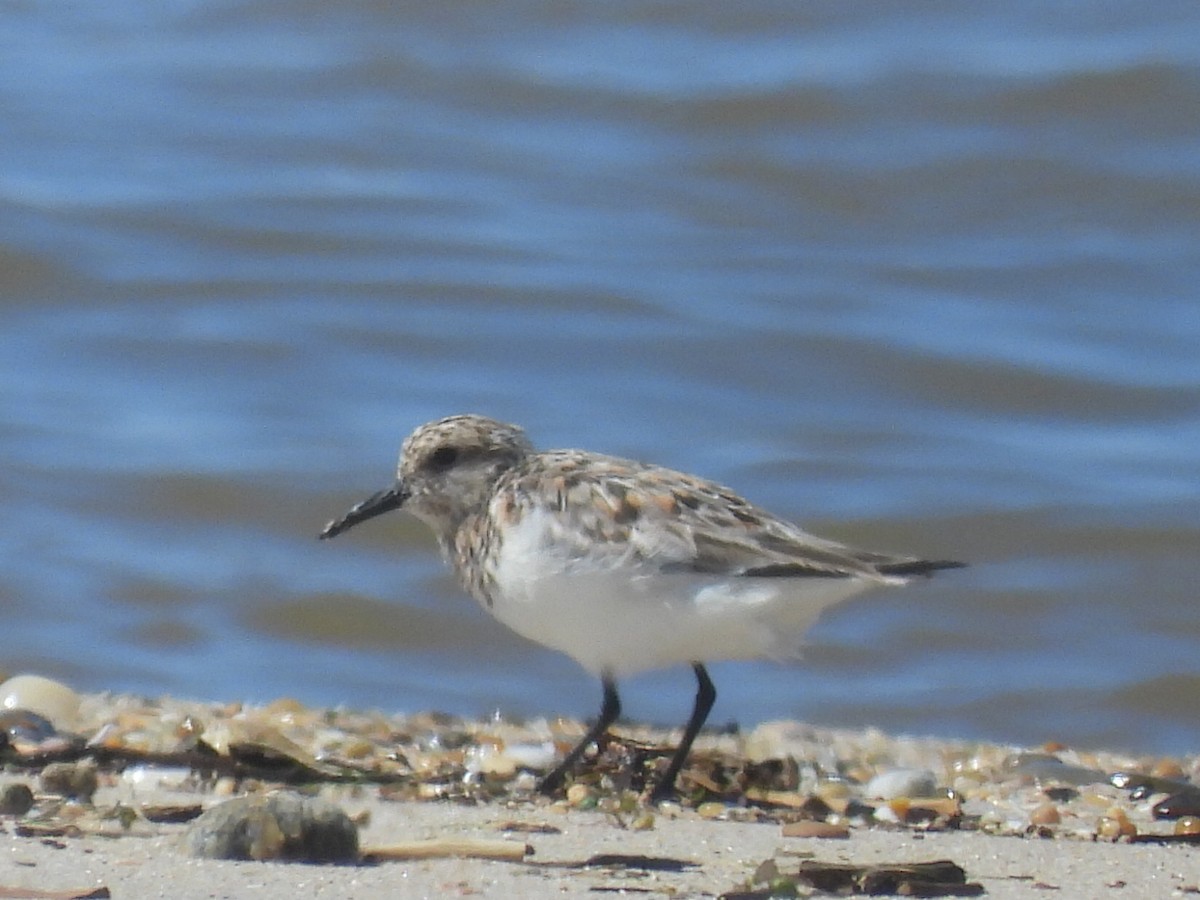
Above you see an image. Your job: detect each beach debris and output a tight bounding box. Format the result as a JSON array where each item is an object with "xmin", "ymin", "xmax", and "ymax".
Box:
[
  {"xmin": 865, "ymin": 767, "xmax": 939, "ymax": 800},
  {"xmin": 1, "ymin": 710, "xmax": 61, "ymax": 745},
  {"xmin": 1094, "ymin": 806, "xmax": 1138, "ymax": 841},
  {"xmin": 1176, "ymin": 816, "xmax": 1200, "ymax": 836},
  {"xmin": 696, "ymin": 800, "xmax": 728, "ymax": 819},
  {"xmin": 877, "ymin": 796, "xmax": 963, "ymax": 828},
  {"xmin": 465, "ymin": 738, "xmax": 558, "ymax": 778},
  {"xmin": 198, "ymin": 720, "xmax": 346, "ymax": 779},
  {"xmin": 780, "ymin": 820, "xmax": 851, "ymax": 839},
  {"xmin": 1126, "ymin": 817, "xmax": 1200, "ymax": 843},
  {"xmin": 139, "ymin": 802, "xmax": 204, "ymax": 824},
  {"xmin": 1150, "ymin": 786, "xmax": 1200, "ymax": 820},
  {"xmin": 120, "ymin": 764, "xmax": 196, "ymax": 793},
  {"xmin": 8, "ymin": 686, "xmax": 1200, "ymax": 849},
  {"xmin": 0, "ymin": 675, "xmax": 81, "ymax": 730},
  {"xmin": 182, "ymin": 791, "xmax": 359, "ymax": 863},
  {"xmin": 1131, "ymin": 834, "xmax": 1200, "ymax": 845},
  {"xmin": 0, "ymin": 886, "xmax": 112, "ymax": 899},
  {"xmin": 1004, "ymin": 752, "xmax": 1106, "ymax": 787},
  {"xmin": 727, "ymin": 857, "xmax": 984, "ymax": 898},
  {"xmin": 629, "ymin": 810, "xmax": 656, "ymax": 830},
  {"xmin": 1111, "ymin": 769, "xmax": 1195, "ymax": 799},
  {"xmin": 584, "ymin": 853, "xmax": 695, "ymax": 872},
  {"xmin": 1028, "ymin": 802, "xmax": 1061, "ymax": 827},
  {"xmin": 0, "ymin": 709, "xmax": 82, "ymax": 759},
  {"xmin": 496, "ymin": 819, "xmax": 562, "ymax": 834},
  {"xmin": 13, "ymin": 822, "xmax": 79, "ymax": 839},
  {"xmin": 565, "ymin": 783, "xmax": 597, "ymax": 808},
  {"xmin": 39, "ymin": 763, "xmax": 98, "ymax": 803},
  {"xmin": 0, "ymin": 783, "xmax": 35, "ymax": 816},
  {"xmin": 364, "ymin": 838, "xmax": 532, "ymax": 862},
  {"xmin": 1042, "ymin": 785, "xmax": 1078, "ymax": 802},
  {"xmin": 573, "ymin": 853, "xmax": 696, "ymax": 894}
]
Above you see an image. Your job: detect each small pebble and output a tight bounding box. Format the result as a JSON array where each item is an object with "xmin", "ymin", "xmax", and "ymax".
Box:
[
  {"xmin": 1095, "ymin": 807, "xmax": 1136, "ymax": 840},
  {"xmin": 1029, "ymin": 803, "xmax": 1061, "ymax": 826},
  {"xmin": 1151, "ymin": 759, "xmax": 1185, "ymax": 780},
  {"xmin": 815, "ymin": 781, "xmax": 851, "ymax": 802},
  {"xmin": 0, "ymin": 783, "xmax": 35, "ymax": 816},
  {"xmin": 1175, "ymin": 816, "xmax": 1200, "ymax": 836},
  {"xmin": 872, "ymin": 804, "xmax": 903, "ymax": 825},
  {"xmin": 341, "ymin": 738, "xmax": 375, "ymax": 760},
  {"xmin": 565, "ymin": 783, "xmax": 594, "ymax": 807},
  {"xmin": 1044, "ymin": 786, "xmax": 1079, "ymax": 803},
  {"xmin": 753, "ymin": 858, "xmax": 781, "ymax": 885},
  {"xmin": 264, "ymin": 697, "xmax": 307, "ymax": 718},
  {"xmin": 58, "ymin": 801, "xmax": 89, "ymax": 823},
  {"xmin": 630, "ymin": 811, "xmax": 655, "ymax": 831},
  {"xmin": 40, "ymin": 762, "xmax": 98, "ymax": 802},
  {"xmin": 696, "ymin": 801, "xmax": 727, "ymax": 820}
]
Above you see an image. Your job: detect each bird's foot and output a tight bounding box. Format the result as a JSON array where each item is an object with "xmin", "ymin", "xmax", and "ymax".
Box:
[
  {"xmin": 646, "ymin": 779, "xmax": 682, "ymax": 806},
  {"xmin": 536, "ymin": 771, "xmax": 567, "ymax": 797}
]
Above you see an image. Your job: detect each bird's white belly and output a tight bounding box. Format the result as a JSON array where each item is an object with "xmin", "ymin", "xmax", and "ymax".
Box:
[
  {"xmin": 480, "ymin": 506, "xmax": 884, "ymax": 676},
  {"xmin": 486, "ymin": 559, "xmax": 873, "ymax": 678}
]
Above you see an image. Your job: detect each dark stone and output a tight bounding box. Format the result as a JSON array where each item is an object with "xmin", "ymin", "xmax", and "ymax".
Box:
[
  {"xmin": 0, "ymin": 782, "xmax": 35, "ymax": 816},
  {"xmin": 40, "ymin": 762, "xmax": 99, "ymax": 802},
  {"xmin": 182, "ymin": 791, "xmax": 359, "ymax": 863}
]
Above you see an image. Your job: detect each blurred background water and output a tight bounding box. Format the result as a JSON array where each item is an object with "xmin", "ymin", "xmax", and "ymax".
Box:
[{"xmin": 2, "ymin": 1, "xmax": 1198, "ymax": 755}]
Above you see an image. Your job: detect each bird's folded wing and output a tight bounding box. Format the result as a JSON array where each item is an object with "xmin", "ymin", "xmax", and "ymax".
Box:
[{"xmin": 507, "ymin": 460, "xmax": 958, "ymax": 582}]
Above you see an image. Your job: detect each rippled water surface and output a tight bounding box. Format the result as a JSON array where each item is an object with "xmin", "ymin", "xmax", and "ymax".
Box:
[{"xmin": 2, "ymin": 1, "xmax": 1198, "ymax": 754}]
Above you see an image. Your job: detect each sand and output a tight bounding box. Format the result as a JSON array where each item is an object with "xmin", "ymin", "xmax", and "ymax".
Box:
[
  {"xmin": 3, "ymin": 685, "xmax": 1200, "ymax": 899},
  {"xmin": 3, "ymin": 779, "xmax": 1199, "ymax": 899}
]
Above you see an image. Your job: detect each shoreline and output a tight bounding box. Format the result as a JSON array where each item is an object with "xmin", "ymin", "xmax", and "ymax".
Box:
[{"xmin": 3, "ymin": 684, "xmax": 1200, "ymax": 898}]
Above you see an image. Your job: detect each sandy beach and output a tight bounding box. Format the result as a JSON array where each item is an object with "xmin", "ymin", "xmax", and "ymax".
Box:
[
  {"xmin": 7, "ymin": 795, "xmax": 1200, "ymax": 900},
  {"xmin": 3, "ymin": 684, "xmax": 1200, "ymax": 899}
]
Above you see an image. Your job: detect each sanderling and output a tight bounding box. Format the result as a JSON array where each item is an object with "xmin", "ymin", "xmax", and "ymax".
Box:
[{"xmin": 319, "ymin": 414, "xmax": 963, "ymax": 801}]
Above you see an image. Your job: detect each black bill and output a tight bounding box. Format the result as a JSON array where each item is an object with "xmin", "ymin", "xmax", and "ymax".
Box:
[{"xmin": 318, "ymin": 483, "xmax": 408, "ymax": 540}]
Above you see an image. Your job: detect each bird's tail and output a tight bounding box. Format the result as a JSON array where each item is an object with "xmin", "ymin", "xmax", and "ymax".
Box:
[{"xmin": 875, "ymin": 558, "xmax": 966, "ymax": 578}]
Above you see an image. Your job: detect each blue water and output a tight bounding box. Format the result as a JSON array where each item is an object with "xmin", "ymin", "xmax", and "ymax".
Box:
[{"xmin": 2, "ymin": 1, "xmax": 1199, "ymax": 755}]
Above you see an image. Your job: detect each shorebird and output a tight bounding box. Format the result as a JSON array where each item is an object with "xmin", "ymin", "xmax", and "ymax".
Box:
[{"xmin": 320, "ymin": 414, "xmax": 963, "ymax": 801}]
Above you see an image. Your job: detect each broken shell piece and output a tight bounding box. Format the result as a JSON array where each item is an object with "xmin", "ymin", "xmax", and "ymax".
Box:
[
  {"xmin": 781, "ymin": 820, "xmax": 851, "ymax": 839},
  {"xmin": 0, "ymin": 675, "xmax": 81, "ymax": 729},
  {"xmin": 865, "ymin": 768, "xmax": 939, "ymax": 800}
]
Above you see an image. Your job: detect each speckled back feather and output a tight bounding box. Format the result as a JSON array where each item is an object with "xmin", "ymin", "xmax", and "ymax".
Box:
[{"xmin": 390, "ymin": 416, "xmax": 961, "ymax": 608}]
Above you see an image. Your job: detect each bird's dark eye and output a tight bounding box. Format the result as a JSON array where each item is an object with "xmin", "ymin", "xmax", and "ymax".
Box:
[{"xmin": 428, "ymin": 446, "xmax": 459, "ymax": 469}]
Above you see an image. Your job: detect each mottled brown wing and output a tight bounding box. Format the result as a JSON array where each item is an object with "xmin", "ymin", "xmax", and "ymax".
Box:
[{"xmin": 504, "ymin": 452, "xmax": 962, "ymax": 580}]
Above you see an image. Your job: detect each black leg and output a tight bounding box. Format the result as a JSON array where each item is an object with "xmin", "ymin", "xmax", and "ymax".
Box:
[
  {"xmin": 539, "ymin": 675, "xmax": 620, "ymax": 796},
  {"xmin": 649, "ymin": 663, "xmax": 716, "ymax": 803}
]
